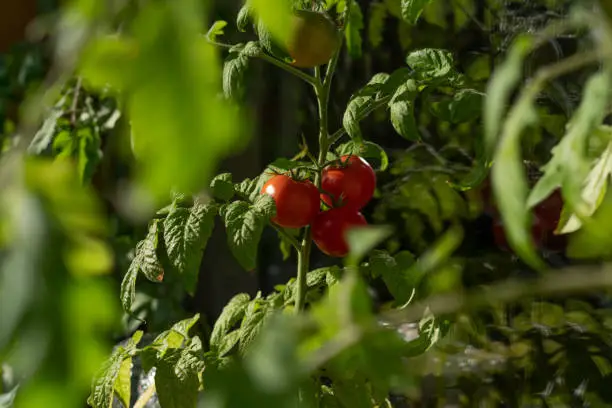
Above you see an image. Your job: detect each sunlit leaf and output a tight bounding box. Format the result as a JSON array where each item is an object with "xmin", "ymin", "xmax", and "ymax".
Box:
[
  {"xmin": 113, "ymin": 356, "xmax": 132, "ymax": 408},
  {"xmin": 210, "ymin": 294, "xmax": 251, "ymax": 352},
  {"xmin": 389, "ymin": 79, "xmax": 419, "ymax": 140},
  {"xmin": 368, "ymin": 2, "xmax": 388, "ymax": 48},
  {"xmin": 406, "ymin": 48, "xmax": 454, "ymax": 81},
  {"xmin": 343, "ymin": 73, "xmax": 390, "ymax": 140}
]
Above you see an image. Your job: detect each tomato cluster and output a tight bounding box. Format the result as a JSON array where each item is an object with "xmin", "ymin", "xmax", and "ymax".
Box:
[{"xmin": 261, "ymin": 155, "xmax": 376, "ymax": 257}]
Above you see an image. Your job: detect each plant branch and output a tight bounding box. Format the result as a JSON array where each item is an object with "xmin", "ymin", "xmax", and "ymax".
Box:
[{"xmin": 205, "ymin": 37, "xmax": 319, "ymax": 87}]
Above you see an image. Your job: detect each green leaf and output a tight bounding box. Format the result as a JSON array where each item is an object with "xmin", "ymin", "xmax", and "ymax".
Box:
[
  {"xmin": 239, "ymin": 300, "xmax": 269, "ymax": 354},
  {"xmin": 237, "ymin": 5, "xmax": 253, "ymax": 32},
  {"xmin": 368, "ymin": 2, "xmax": 387, "ymax": 48},
  {"xmin": 113, "ymin": 357, "xmax": 132, "ymax": 408},
  {"xmin": 400, "ymin": 0, "xmax": 433, "ymax": 24},
  {"xmin": 484, "ymin": 35, "xmax": 533, "ymax": 155},
  {"xmin": 235, "ymin": 173, "xmax": 273, "ymax": 203},
  {"xmin": 342, "ymin": 74, "xmax": 390, "ymax": 141},
  {"xmin": 406, "ymin": 48, "xmax": 454, "ymax": 81},
  {"xmin": 559, "ymin": 141, "xmax": 612, "ymax": 234},
  {"xmin": 529, "ymin": 71, "xmax": 611, "ymax": 230},
  {"xmin": 369, "ymin": 250, "xmax": 416, "ymax": 305},
  {"xmin": 164, "ymin": 201, "xmax": 217, "ymax": 294},
  {"xmin": 221, "ymin": 196, "xmax": 275, "ymax": 271},
  {"xmin": 346, "ymin": 225, "xmax": 394, "ymax": 265},
  {"xmin": 206, "ymin": 20, "xmax": 228, "ymax": 42},
  {"xmin": 345, "ymin": 0, "xmax": 364, "ymax": 58},
  {"xmin": 408, "ymin": 223, "xmax": 463, "ymax": 278},
  {"xmin": 120, "ymin": 260, "xmax": 139, "ymax": 314},
  {"xmin": 223, "ymin": 50, "xmax": 250, "ymax": 101},
  {"xmin": 430, "ymin": 89, "xmax": 483, "ymax": 124},
  {"xmin": 389, "ymin": 79, "xmax": 419, "ymax": 140},
  {"xmin": 89, "ymin": 332, "xmax": 142, "ymax": 408},
  {"xmin": 335, "ymin": 141, "xmax": 389, "ymax": 171},
  {"xmin": 141, "ymin": 315, "xmax": 201, "ymax": 372},
  {"xmin": 218, "ymin": 330, "xmax": 242, "ymax": 357},
  {"xmin": 132, "ymin": 220, "xmax": 165, "ymax": 283},
  {"xmin": 154, "ymin": 337, "xmax": 204, "ymax": 408},
  {"xmin": 210, "ymin": 293, "xmax": 251, "ymax": 351},
  {"xmin": 210, "ymin": 173, "xmax": 235, "ymax": 201}
]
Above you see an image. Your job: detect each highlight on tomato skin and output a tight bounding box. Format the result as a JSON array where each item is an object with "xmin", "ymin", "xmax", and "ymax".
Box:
[
  {"xmin": 321, "ymin": 155, "xmax": 376, "ymax": 210},
  {"xmin": 260, "ymin": 174, "xmax": 320, "ymax": 229},
  {"xmin": 311, "ymin": 206, "xmax": 368, "ymax": 258}
]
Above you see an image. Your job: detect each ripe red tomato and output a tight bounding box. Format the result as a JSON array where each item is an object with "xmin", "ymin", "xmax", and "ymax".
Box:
[
  {"xmin": 311, "ymin": 207, "xmax": 367, "ymax": 257},
  {"xmin": 261, "ymin": 174, "xmax": 320, "ymax": 229},
  {"xmin": 321, "ymin": 155, "xmax": 376, "ymax": 210},
  {"xmin": 492, "ymin": 215, "xmax": 546, "ymax": 251}
]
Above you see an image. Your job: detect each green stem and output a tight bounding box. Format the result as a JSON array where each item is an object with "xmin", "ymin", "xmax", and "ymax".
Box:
[{"xmin": 294, "ymin": 42, "xmax": 343, "ymax": 313}]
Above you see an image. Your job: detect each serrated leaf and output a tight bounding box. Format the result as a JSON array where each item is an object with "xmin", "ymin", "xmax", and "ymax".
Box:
[
  {"xmin": 239, "ymin": 301, "xmax": 269, "ymax": 354},
  {"xmin": 210, "ymin": 293, "xmax": 251, "ymax": 351},
  {"xmin": 223, "ymin": 51, "xmax": 250, "ymax": 101},
  {"xmin": 369, "ymin": 250, "xmax": 416, "ymax": 305},
  {"xmin": 403, "ymin": 308, "xmax": 450, "ymax": 356},
  {"xmin": 207, "ymin": 20, "xmax": 228, "ymax": 42},
  {"xmin": 389, "ymin": 79, "xmax": 419, "ymax": 140},
  {"xmin": 135, "ymin": 220, "xmax": 165, "ymax": 282},
  {"xmin": 221, "ymin": 196, "xmax": 275, "ymax": 270},
  {"xmin": 164, "ymin": 202, "xmax": 217, "ymax": 294},
  {"xmin": 27, "ymin": 103, "xmax": 65, "ymax": 155},
  {"xmin": 401, "ymin": 0, "xmax": 433, "ymax": 24},
  {"xmin": 89, "ymin": 332, "xmax": 142, "ymax": 408},
  {"xmin": 218, "ymin": 330, "xmax": 242, "ymax": 357},
  {"xmin": 210, "ymin": 173, "xmax": 235, "ymax": 201},
  {"xmin": 345, "ymin": 0, "xmax": 364, "ymax": 58},
  {"xmin": 343, "ymin": 74, "xmax": 390, "ymax": 140},
  {"xmin": 141, "ymin": 315, "xmax": 200, "ymax": 372},
  {"xmin": 155, "ymin": 338, "xmax": 203, "ymax": 408},
  {"xmin": 406, "ymin": 48, "xmax": 454, "ymax": 80},
  {"xmin": 120, "ymin": 261, "xmax": 139, "ymax": 313},
  {"xmin": 335, "ymin": 140, "xmax": 389, "ymax": 171},
  {"xmin": 113, "ymin": 357, "xmax": 132, "ymax": 408},
  {"xmin": 235, "ymin": 173, "xmax": 272, "ymax": 203}
]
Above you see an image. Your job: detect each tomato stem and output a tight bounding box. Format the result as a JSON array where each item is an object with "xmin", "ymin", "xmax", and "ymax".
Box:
[{"xmin": 295, "ymin": 36, "xmax": 343, "ymax": 313}]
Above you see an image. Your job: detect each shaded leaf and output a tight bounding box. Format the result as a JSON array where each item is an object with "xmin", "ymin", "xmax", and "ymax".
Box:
[
  {"xmin": 345, "ymin": 0, "xmax": 364, "ymax": 58},
  {"xmin": 335, "ymin": 140, "xmax": 389, "ymax": 171},
  {"xmin": 389, "ymin": 79, "xmax": 419, "ymax": 140},
  {"xmin": 369, "ymin": 250, "xmax": 416, "ymax": 305}
]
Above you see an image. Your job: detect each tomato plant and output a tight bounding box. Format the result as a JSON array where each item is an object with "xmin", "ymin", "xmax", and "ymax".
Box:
[{"xmin": 4, "ymin": 0, "xmax": 612, "ymax": 408}]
